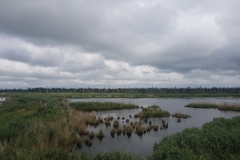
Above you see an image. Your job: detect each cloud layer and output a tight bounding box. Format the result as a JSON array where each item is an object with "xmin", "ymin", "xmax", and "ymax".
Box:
[{"xmin": 0, "ymin": 0, "xmax": 240, "ymax": 88}]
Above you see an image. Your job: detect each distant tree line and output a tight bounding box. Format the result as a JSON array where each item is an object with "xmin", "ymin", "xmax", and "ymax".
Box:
[{"xmin": 1, "ymin": 87, "xmax": 240, "ymax": 94}]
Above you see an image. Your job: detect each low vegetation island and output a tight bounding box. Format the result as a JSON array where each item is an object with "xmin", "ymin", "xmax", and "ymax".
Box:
[
  {"xmin": 70, "ymin": 101, "xmax": 139, "ymax": 110},
  {"xmin": 185, "ymin": 102, "xmax": 240, "ymax": 112},
  {"xmin": 134, "ymin": 105, "xmax": 171, "ymax": 118},
  {"xmin": 172, "ymin": 112, "xmax": 191, "ymax": 118}
]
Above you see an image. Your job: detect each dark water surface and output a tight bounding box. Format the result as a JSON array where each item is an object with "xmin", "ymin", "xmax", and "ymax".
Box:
[{"xmin": 69, "ymin": 98, "xmax": 240, "ymax": 156}]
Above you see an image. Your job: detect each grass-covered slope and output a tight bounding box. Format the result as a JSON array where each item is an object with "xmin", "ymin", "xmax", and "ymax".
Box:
[{"xmin": 149, "ymin": 116, "xmax": 240, "ymax": 160}]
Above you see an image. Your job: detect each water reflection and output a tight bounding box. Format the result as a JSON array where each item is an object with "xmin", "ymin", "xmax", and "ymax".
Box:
[{"xmin": 70, "ymin": 98, "xmax": 240, "ymax": 156}]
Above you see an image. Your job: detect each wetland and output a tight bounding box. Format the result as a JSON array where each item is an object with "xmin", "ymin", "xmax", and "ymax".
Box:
[
  {"xmin": 1, "ymin": 93, "xmax": 240, "ymax": 159},
  {"xmin": 69, "ymin": 98, "xmax": 240, "ymax": 156}
]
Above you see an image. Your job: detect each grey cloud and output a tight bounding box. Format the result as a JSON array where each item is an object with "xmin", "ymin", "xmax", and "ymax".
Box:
[
  {"xmin": 0, "ymin": 48, "xmax": 60, "ymax": 67},
  {"xmin": 0, "ymin": 48, "xmax": 31, "ymax": 63},
  {"xmin": 0, "ymin": 0, "xmax": 240, "ymax": 88}
]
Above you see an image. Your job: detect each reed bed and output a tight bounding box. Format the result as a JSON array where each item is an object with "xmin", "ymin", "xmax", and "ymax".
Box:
[
  {"xmin": 70, "ymin": 102, "xmax": 139, "ymax": 110},
  {"xmin": 185, "ymin": 102, "xmax": 240, "ymax": 111}
]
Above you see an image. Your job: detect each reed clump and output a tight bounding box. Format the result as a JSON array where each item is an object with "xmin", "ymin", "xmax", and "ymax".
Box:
[
  {"xmin": 149, "ymin": 121, "xmax": 152, "ymax": 125},
  {"xmin": 177, "ymin": 118, "xmax": 181, "ymax": 123},
  {"xmin": 146, "ymin": 126, "xmax": 152, "ymax": 132},
  {"xmin": 76, "ymin": 136, "xmax": 82, "ymax": 148},
  {"xmin": 117, "ymin": 128, "xmax": 122, "ymax": 136},
  {"xmin": 134, "ymin": 105, "xmax": 170, "ymax": 118},
  {"xmin": 104, "ymin": 116, "xmax": 114, "ymax": 121},
  {"xmin": 125, "ymin": 125, "xmax": 133, "ymax": 136},
  {"xmin": 162, "ymin": 119, "xmax": 168, "ymax": 129},
  {"xmin": 104, "ymin": 120, "xmax": 111, "ymax": 127},
  {"xmin": 89, "ymin": 131, "xmax": 95, "ymax": 139},
  {"xmin": 135, "ymin": 127, "xmax": 146, "ymax": 136},
  {"xmin": 113, "ymin": 120, "xmax": 119, "ymax": 128},
  {"xmin": 98, "ymin": 117, "xmax": 103, "ymax": 123},
  {"xmin": 153, "ymin": 125, "xmax": 159, "ymax": 131},
  {"xmin": 97, "ymin": 130, "xmax": 104, "ymax": 140},
  {"xmin": 111, "ymin": 128, "xmax": 116, "ymax": 136},
  {"xmin": 104, "ymin": 116, "xmax": 113, "ymax": 126},
  {"xmin": 172, "ymin": 112, "xmax": 191, "ymax": 118},
  {"xmin": 84, "ymin": 137, "xmax": 92, "ymax": 147}
]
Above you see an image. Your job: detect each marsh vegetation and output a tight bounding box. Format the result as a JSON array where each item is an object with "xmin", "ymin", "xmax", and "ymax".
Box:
[
  {"xmin": 0, "ymin": 93, "xmax": 239, "ymax": 159},
  {"xmin": 134, "ymin": 105, "xmax": 171, "ymax": 118},
  {"xmin": 150, "ymin": 116, "xmax": 240, "ymax": 159},
  {"xmin": 185, "ymin": 102, "xmax": 240, "ymax": 111},
  {"xmin": 70, "ymin": 102, "xmax": 139, "ymax": 110},
  {"xmin": 172, "ymin": 112, "xmax": 191, "ymax": 118}
]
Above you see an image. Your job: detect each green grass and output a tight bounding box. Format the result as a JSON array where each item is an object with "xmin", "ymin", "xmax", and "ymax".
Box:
[
  {"xmin": 149, "ymin": 116, "xmax": 240, "ymax": 160},
  {"xmin": 134, "ymin": 105, "xmax": 171, "ymax": 118},
  {"xmin": 185, "ymin": 102, "xmax": 240, "ymax": 112},
  {"xmin": 70, "ymin": 102, "xmax": 139, "ymax": 110}
]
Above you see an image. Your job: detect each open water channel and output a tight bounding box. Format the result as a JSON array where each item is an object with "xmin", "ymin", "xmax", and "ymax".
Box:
[{"xmin": 69, "ymin": 98, "xmax": 240, "ymax": 156}]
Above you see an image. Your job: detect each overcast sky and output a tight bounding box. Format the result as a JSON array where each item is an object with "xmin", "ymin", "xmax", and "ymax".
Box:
[{"xmin": 0, "ymin": 0, "xmax": 240, "ymax": 89}]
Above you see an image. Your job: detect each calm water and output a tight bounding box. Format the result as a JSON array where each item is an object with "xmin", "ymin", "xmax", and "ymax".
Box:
[
  {"xmin": 0, "ymin": 97, "xmax": 5, "ymax": 105},
  {"xmin": 69, "ymin": 98, "xmax": 240, "ymax": 156}
]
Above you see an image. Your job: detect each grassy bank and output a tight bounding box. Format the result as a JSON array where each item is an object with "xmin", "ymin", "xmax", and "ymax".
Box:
[
  {"xmin": 134, "ymin": 105, "xmax": 170, "ymax": 118},
  {"xmin": 3, "ymin": 92, "xmax": 240, "ymax": 99},
  {"xmin": 185, "ymin": 102, "xmax": 240, "ymax": 112},
  {"xmin": 70, "ymin": 102, "xmax": 139, "ymax": 110}
]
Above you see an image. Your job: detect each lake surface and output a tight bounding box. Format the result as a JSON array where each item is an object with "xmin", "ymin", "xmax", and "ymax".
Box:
[
  {"xmin": 0, "ymin": 97, "xmax": 6, "ymax": 105},
  {"xmin": 69, "ymin": 98, "xmax": 240, "ymax": 156}
]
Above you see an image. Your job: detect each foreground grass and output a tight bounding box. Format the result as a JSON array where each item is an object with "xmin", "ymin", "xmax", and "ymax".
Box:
[
  {"xmin": 185, "ymin": 102, "xmax": 240, "ymax": 112},
  {"xmin": 0, "ymin": 93, "xmax": 95, "ymax": 160},
  {"xmin": 70, "ymin": 102, "xmax": 139, "ymax": 111},
  {"xmin": 134, "ymin": 105, "xmax": 170, "ymax": 118},
  {"xmin": 149, "ymin": 116, "xmax": 240, "ymax": 160}
]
